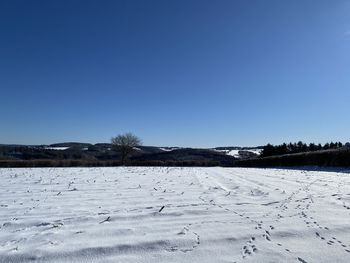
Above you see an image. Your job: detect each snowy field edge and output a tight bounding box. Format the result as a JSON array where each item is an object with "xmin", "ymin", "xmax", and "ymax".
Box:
[{"xmin": 0, "ymin": 167, "xmax": 349, "ymax": 262}]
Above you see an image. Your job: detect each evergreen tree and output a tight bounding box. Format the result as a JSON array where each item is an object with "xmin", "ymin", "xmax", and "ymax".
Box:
[{"xmin": 309, "ymin": 143, "xmax": 316, "ymax": 151}]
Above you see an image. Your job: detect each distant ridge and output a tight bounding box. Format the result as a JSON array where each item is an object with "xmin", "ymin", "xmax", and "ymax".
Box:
[{"xmin": 0, "ymin": 142, "xmax": 264, "ymax": 167}]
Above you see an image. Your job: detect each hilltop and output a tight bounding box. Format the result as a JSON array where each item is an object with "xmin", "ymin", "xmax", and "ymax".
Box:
[{"xmin": 0, "ymin": 143, "xmax": 263, "ymax": 167}]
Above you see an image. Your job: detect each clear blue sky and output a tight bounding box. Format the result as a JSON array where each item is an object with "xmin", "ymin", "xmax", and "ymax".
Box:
[{"xmin": 1, "ymin": 0, "xmax": 350, "ymax": 147}]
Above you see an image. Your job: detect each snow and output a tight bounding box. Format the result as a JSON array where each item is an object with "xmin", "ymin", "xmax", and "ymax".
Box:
[
  {"xmin": 214, "ymin": 148, "xmax": 262, "ymax": 158},
  {"xmin": 226, "ymin": 149, "xmax": 241, "ymax": 157},
  {"xmin": 44, "ymin": 147, "xmax": 69, "ymax": 151},
  {"xmin": 160, "ymin": 148, "xmax": 174, "ymax": 152},
  {"xmin": 160, "ymin": 147, "xmax": 181, "ymax": 152},
  {"xmin": 246, "ymin": 148, "xmax": 262, "ymax": 155},
  {"xmin": 0, "ymin": 167, "xmax": 349, "ymax": 262},
  {"xmin": 213, "ymin": 149, "xmax": 240, "ymax": 157},
  {"xmin": 133, "ymin": 147, "xmax": 141, "ymax": 151}
]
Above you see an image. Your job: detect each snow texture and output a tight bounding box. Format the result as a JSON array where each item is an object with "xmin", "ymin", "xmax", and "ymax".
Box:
[
  {"xmin": 44, "ymin": 147, "xmax": 69, "ymax": 151},
  {"xmin": 0, "ymin": 167, "xmax": 349, "ymax": 262},
  {"xmin": 214, "ymin": 149, "xmax": 262, "ymax": 158}
]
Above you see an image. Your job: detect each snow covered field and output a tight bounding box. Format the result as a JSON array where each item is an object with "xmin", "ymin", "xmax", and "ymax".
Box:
[
  {"xmin": 0, "ymin": 167, "xmax": 349, "ymax": 263},
  {"xmin": 213, "ymin": 148, "xmax": 262, "ymax": 158}
]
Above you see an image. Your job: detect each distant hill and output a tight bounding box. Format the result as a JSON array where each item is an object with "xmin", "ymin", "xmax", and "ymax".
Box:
[
  {"xmin": 1, "ymin": 142, "xmax": 349, "ymax": 168},
  {"xmin": 235, "ymin": 147, "xmax": 350, "ymax": 167},
  {"xmin": 132, "ymin": 148, "xmax": 235, "ymax": 166},
  {"xmin": 1, "ymin": 142, "xmax": 257, "ymax": 167},
  {"xmin": 48, "ymin": 142, "xmax": 92, "ymax": 148}
]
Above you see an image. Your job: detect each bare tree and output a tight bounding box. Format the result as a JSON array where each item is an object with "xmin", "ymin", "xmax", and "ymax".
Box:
[{"xmin": 111, "ymin": 133, "xmax": 142, "ymax": 165}]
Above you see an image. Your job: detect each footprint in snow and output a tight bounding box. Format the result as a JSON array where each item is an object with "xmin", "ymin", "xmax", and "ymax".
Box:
[{"xmin": 241, "ymin": 237, "xmax": 258, "ymax": 259}]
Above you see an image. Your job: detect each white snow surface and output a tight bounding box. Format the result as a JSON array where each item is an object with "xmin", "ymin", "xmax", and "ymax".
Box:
[
  {"xmin": 214, "ymin": 149, "xmax": 262, "ymax": 158},
  {"xmin": 0, "ymin": 167, "xmax": 350, "ymax": 262},
  {"xmin": 159, "ymin": 147, "xmax": 181, "ymax": 152},
  {"xmin": 246, "ymin": 149, "xmax": 263, "ymax": 155},
  {"xmin": 213, "ymin": 149, "xmax": 239, "ymax": 157},
  {"xmin": 44, "ymin": 147, "xmax": 69, "ymax": 151},
  {"xmin": 226, "ymin": 150, "xmax": 241, "ymax": 158}
]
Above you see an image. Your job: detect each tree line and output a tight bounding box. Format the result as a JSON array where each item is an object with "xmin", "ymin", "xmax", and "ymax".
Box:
[{"xmin": 261, "ymin": 141, "xmax": 345, "ymax": 157}]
